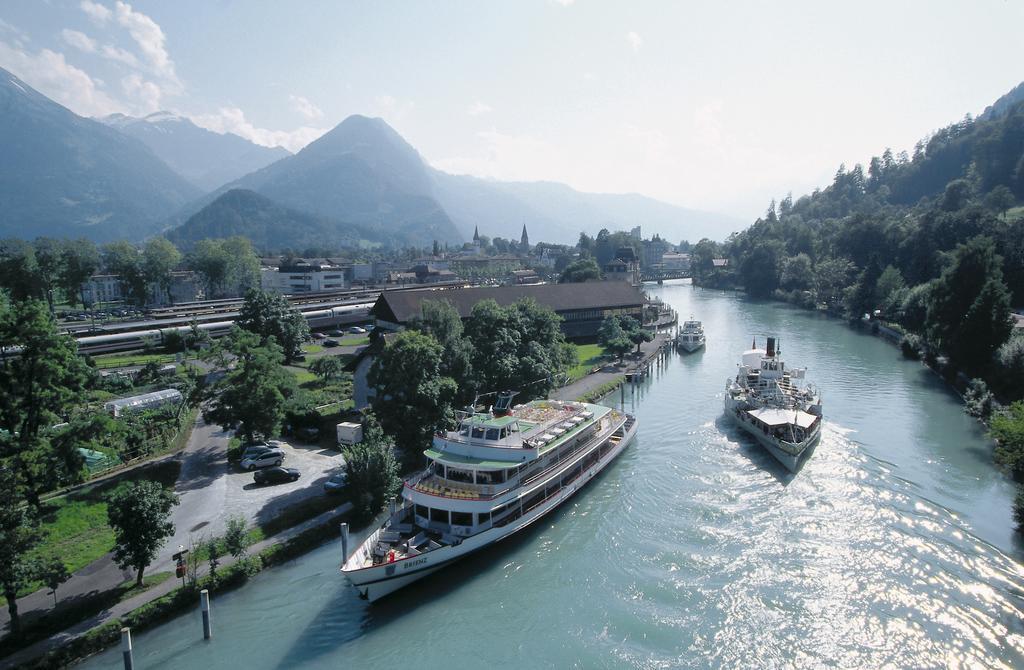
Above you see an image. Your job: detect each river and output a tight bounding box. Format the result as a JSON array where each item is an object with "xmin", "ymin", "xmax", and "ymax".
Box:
[{"xmin": 80, "ymin": 281, "xmax": 1024, "ymax": 669}]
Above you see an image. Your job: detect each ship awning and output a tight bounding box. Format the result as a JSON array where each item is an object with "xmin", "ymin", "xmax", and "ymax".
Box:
[
  {"xmin": 424, "ymin": 448, "xmax": 525, "ymax": 470},
  {"xmin": 748, "ymin": 407, "xmax": 818, "ymax": 429}
]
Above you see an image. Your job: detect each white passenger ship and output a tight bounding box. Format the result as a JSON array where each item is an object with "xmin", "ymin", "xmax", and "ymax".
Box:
[
  {"xmin": 676, "ymin": 318, "xmax": 705, "ymax": 352},
  {"xmin": 724, "ymin": 337, "xmax": 822, "ymax": 472},
  {"xmin": 341, "ymin": 392, "xmax": 637, "ymax": 601}
]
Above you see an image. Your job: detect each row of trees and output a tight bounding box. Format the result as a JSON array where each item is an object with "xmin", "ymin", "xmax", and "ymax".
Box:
[
  {"xmin": 368, "ymin": 299, "xmax": 574, "ymax": 462},
  {"xmin": 0, "ymin": 235, "xmax": 264, "ymax": 309}
]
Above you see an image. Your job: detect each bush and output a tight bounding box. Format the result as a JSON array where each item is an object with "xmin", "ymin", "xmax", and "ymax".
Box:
[
  {"xmin": 992, "ymin": 401, "xmax": 1024, "ymax": 479},
  {"xmin": 964, "ymin": 378, "xmax": 995, "ymax": 419},
  {"xmin": 900, "ymin": 334, "xmax": 922, "ymax": 360},
  {"xmin": 994, "ymin": 333, "xmax": 1024, "ymax": 400},
  {"xmin": 1015, "ymin": 486, "xmax": 1024, "ymax": 530}
]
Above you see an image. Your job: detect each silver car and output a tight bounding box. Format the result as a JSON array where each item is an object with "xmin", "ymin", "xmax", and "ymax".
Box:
[{"xmin": 240, "ymin": 449, "xmax": 284, "ymax": 470}]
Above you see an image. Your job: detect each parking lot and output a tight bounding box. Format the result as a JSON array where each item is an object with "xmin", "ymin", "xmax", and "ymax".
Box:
[{"xmin": 223, "ymin": 438, "xmax": 346, "ymax": 528}]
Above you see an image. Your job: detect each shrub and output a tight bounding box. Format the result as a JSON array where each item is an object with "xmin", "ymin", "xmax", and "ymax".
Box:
[
  {"xmin": 900, "ymin": 334, "xmax": 922, "ymax": 360},
  {"xmin": 1015, "ymin": 486, "xmax": 1024, "ymax": 530},
  {"xmin": 964, "ymin": 378, "xmax": 995, "ymax": 419}
]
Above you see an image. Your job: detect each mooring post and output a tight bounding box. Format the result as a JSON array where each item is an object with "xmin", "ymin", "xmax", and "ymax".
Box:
[
  {"xmin": 340, "ymin": 522, "xmax": 350, "ymax": 563},
  {"xmin": 121, "ymin": 627, "xmax": 133, "ymax": 670},
  {"xmin": 200, "ymin": 589, "xmax": 212, "ymax": 640}
]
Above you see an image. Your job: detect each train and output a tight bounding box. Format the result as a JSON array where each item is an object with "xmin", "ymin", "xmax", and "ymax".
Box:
[{"xmin": 75, "ymin": 302, "xmax": 375, "ymax": 355}]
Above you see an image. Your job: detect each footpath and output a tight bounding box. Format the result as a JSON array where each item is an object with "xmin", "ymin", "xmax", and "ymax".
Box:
[{"xmin": 0, "ymin": 501, "xmax": 352, "ymax": 670}]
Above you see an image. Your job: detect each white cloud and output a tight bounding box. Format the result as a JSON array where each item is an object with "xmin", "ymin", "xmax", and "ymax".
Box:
[
  {"xmin": 0, "ymin": 39, "xmax": 123, "ymax": 116},
  {"xmin": 626, "ymin": 31, "xmax": 643, "ymax": 52},
  {"xmin": 550, "ymin": 0, "xmax": 575, "ymax": 5},
  {"xmin": 80, "ymin": 0, "xmax": 112, "ymax": 25},
  {"xmin": 191, "ymin": 106, "xmax": 326, "ymax": 152},
  {"xmin": 113, "ymin": 1, "xmax": 180, "ymax": 90},
  {"xmin": 289, "ymin": 94, "xmax": 323, "ymax": 121},
  {"xmin": 121, "ymin": 73, "xmax": 162, "ymax": 113},
  {"xmin": 467, "ymin": 100, "xmax": 493, "ymax": 116},
  {"xmin": 61, "ymin": 29, "xmax": 97, "ymax": 53},
  {"xmin": 0, "ymin": 18, "xmax": 30, "ymax": 45},
  {"xmin": 100, "ymin": 44, "xmax": 140, "ymax": 68}
]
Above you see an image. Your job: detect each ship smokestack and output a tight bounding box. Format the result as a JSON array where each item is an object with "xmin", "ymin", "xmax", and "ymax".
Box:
[{"xmin": 766, "ymin": 337, "xmax": 776, "ymax": 357}]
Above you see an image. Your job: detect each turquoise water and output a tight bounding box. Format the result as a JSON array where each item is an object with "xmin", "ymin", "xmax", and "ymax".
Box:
[{"xmin": 80, "ymin": 283, "xmax": 1024, "ymax": 669}]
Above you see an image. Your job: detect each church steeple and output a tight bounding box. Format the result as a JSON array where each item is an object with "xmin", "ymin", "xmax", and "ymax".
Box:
[
  {"xmin": 520, "ymin": 223, "xmax": 529, "ymax": 250},
  {"xmin": 473, "ymin": 225, "xmax": 480, "ymax": 243}
]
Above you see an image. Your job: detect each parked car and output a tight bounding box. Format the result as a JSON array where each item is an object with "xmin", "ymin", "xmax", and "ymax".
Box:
[
  {"xmin": 293, "ymin": 354, "xmax": 307, "ymax": 362},
  {"xmin": 323, "ymin": 338, "xmax": 339, "ymax": 347},
  {"xmin": 240, "ymin": 443, "xmax": 271, "ymax": 461},
  {"xmin": 266, "ymin": 439, "xmax": 290, "ymax": 450},
  {"xmin": 240, "ymin": 449, "xmax": 284, "ymax": 470},
  {"xmin": 311, "ymin": 332, "xmax": 327, "ymax": 340},
  {"xmin": 254, "ymin": 467, "xmax": 300, "ymax": 486},
  {"xmin": 323, "ymin": 472, "xmax": 348, "ymax": 494},
  {"xmin": 347, "ymin": 326, "xmax": 367, "ymax": 334},
  {"xmin": 328, "ymin": 329, "xmax": 345, "ymax": 337}
]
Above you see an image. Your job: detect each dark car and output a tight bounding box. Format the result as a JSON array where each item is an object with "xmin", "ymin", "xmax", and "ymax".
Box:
[
  {"xmin": 311, "ymin": 332, "xmax": 327, "ymax": 340},
  {"xmin": 323, "ymin": 338, "xmax": 339, "ymax": 347},
  {"xmin": 328, "ymin": 329, "xmax": 345, "ymax": 337},
  {"xmin": 323, "ymin": 472, "xmax": 347, "ymax": 494},
  {"xmin": 253, "ymin": 467, "xmax": 300, "ymax": 486}
]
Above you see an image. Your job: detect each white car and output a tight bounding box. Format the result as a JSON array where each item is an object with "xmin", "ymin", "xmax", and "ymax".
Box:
[
  {"xmin": 348, "ymin": 326, "xmax": 367, "ymax": 334},
  {"xmin": 240, "ymin": 449, "xmax": 284, "ymax": 470}
]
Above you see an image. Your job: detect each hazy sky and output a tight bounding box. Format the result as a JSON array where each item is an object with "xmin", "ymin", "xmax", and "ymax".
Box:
[{"xmin": 1, "ymin": 1, "xmax": 1022, "ymax": 220}]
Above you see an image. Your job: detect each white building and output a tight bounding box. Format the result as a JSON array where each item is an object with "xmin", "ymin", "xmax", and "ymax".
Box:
[
  {"xmin": 661, "ymin": 253, "xmax": 691, "ymax": 271},
  {"xmin": 81, "ymin": 271, "xmax": 201, "ymax": 306},
  {"xmin": 261, "ymin": 261, "xmax": 347, "ymax": 293}
]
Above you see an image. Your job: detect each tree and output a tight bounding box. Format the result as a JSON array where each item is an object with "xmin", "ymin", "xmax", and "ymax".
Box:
[
  {"xmin": 60, "ymin": 238, "xmax": 100, "ymax": 308},
  {"xmin": 189, "ymin": 239, "xmax": 230, "ymax": 298},
  {"xmin": 107, "ymin": 481, "xmax": 178, "ymax": 587},
  {"xmin": 598, "ymin": 315, "xmax": 632, "ymax": 362},
  {"xmin": 940, "ymin": 179, "xmax": 973, "ymax": 211},
  {"xmin": 985, "ymin": 185, "xmax": 1016, "ymax": 219},
  {"xmin": 926, "ymin": 237, "xmax": 1013, "ymax": 373},
  {"xmin": 143, "ymin": 238, "xmax": 182, "ymax": 304},
  {"xmin": 779, "ymin": 253, "xmax": 813, "ymax": 292},
  {"xmin": 618, "ymin": 315, "xmax": 653, "ymax": 353},
  {"xmin": 845, "ymin": 257, "xmax": 883, "ymax": 318},
  {"xmin": 463, "ymin": 299, "xmax": 573, "ymax": 400},
  {"xmin": 0, "ymin": 475, "xmax": 42, "ymax": 635},
  {"xmin": 0, "ymin": 297, "xmax": 89, "ymax": 508},
  {"xmin": 224, "ymin": 516, "xmax": 248, "ymax": 559},
  {"xmin": 409, "ymin": 300, "xmax": 473, "ymax": 404},
  {"xmin": 236, "ymin": 288, "xmax": 310, "ymax": 363},
  {"xmin": 343, "ymin": 416, "xmax": 400, "ymax": 524},
  {"xmin": 559, "ymin": 258, "xmax": 601, "ymax": 283},
  {"xmin": 739, "ymin": 241, "xmax": 783, "ymax": 297},
  {"xmin": 368, "ymin": 330, "xmax": 456, "ymax": 458},
  {"xmin": 0, "ymin": 238, "xmax": 42, "ymax": 302},
  {"xmin": 309, "ymin": 355, "xmax": 345, "ymax": 382},
  {"xmin": 992, "ymin": 401, "xmax": 1024, "ymax": 479},
  {"xmin": 205, "ymin": 328, "xmax": 299, "ymax": 441},
  {"xmin": 33, "ymin": 237, "xmax": 65, "ymax": 313},
  {"xmin": 875, "ymin": 265, "xmax": 907, "ymax": 314},
  {"xmin": 102, "ymin": 241, "xmax": 147, "ymax": 305},
  {"xmin": 40, "ymin": 557, "xmax": 70, "ymax": 606}
]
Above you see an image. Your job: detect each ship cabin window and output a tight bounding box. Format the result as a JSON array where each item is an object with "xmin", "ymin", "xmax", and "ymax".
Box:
[
  {"xmin": 429, "ymin": 460, "xmax": 444, "ymax": 477},
  {"xmin": 451, "ymin": 512, "xmax": 473, "ymax": 526},
  {"xmin": 415, "ymin": 504, "xmax": 428, "ymax": 518},
  {"xmin": 458, "ymin": 423, "xmax": 470, "ymax": 437},
  {"xmin": 486, "ymin": 428, "xmax": 500, "ymax": 441},
  {"xmin": 471, "ymin": 425, "xmax": 486, "ymax": 440},
  {"xmin": 446, "ymin": 467, "xmax": 474, "ymax": 484},
  {"xmin": 430, "ymin": 508, "xmax": 449, "ymax": 524},
  {"xmin": 476, "ymin": 469, "xmax": 506, "ymax": 485},
  {"xmin": 477, "ymin": 511, "xmax": 491, "ymax": 524}
]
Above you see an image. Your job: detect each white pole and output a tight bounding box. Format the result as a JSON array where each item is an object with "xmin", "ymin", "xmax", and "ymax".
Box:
[
  {"xmin": 121, "ymin": 627, "xmax": 133, "ymax": 670},
  {"xmin": 200, "ymin": 589, "xmax": 212, "ymax": 640}
]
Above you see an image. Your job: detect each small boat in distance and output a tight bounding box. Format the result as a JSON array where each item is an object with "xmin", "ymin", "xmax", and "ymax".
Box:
[
  {"xmin": 724, "ymin": 336, "xmax": 822, "ymax": 472},
  {"xmin": 676, "ymin": 318, "xmax": 705, "ymax": 352},
  {"xmin": 341, "ymin": 391, "xmax": 638, "ymax": 602}
]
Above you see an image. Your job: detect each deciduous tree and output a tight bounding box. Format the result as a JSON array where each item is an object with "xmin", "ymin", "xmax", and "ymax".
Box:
[
  {"xmin": 237, "ymin": 288, "xmax": 310, "ymax": 363},
  {"xmin": 107, "ymin": 480, "xmax": 178, "ymax": 587}
]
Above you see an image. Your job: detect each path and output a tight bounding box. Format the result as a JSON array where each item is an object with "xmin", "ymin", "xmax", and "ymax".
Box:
[{"xmin": 0, "ymin": 501, "xmax": 353, "ymax": 670}]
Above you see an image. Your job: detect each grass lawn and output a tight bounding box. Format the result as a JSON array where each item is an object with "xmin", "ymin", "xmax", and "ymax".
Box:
[
  {"xmin": 303, "ymin": 344, "xmax": 323, "ymax": 354},
  {"xmin": 339, "ymin": 335, "xmax": 370, "ymax": 346},
  {"xmin": 10, "ymin": 460, "xmax": 183, "ymax": 601},
  {"xmin": 91, "ymin": 351, "xmax": 178, "ymax": 369},
  {"xmin": 567, "ymin": 343, "xmax": 608, "ymax": 382},
  {"xmin": 290, "ymin": 368, "xmax": 318, "ymax": 385}
]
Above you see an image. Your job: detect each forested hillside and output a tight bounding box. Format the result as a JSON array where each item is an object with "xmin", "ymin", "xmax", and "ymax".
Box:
[{"xmin": 692, "ymin": 96, "xmax": 1024, "ymax": 388}]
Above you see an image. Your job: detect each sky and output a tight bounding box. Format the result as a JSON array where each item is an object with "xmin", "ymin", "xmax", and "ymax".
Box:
[{"xmin": 1, "ymin": 0, "xmax": 1022, "ymax": 221}]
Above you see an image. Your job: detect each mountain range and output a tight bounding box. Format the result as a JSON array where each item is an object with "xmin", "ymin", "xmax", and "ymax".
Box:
[
  {"xmin": 0, "ymin": 66, "xmax": 201, "ymax": 241},
  {"xmin": 1, "ymin": 65, "xmax": 742, "ymax": 247},
  {"xmin": 101, "ymin": 112, "xmax": 290, "ymax": 192}
]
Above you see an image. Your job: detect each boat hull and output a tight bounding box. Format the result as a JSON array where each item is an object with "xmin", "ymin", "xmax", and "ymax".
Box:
[
  {"xmin": 733, "ymin": 416, "xmax": 819, "ymax": 472},
  {"xmin": 343, "ymin": 418, "xmax": 638, "ymax": 602},
  {"xmin": 678, "ymin": 339, "xmax": 705, "ymax": 353}
]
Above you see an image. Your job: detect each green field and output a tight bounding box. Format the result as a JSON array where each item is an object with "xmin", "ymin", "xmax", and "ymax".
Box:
[
  {"xmin": 339, "ymin": 335, "xmax": 370, "ymax": 346},
  {"xmin": 567, "ymin": 343, "xmax": 608, "ymax": 382}
]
